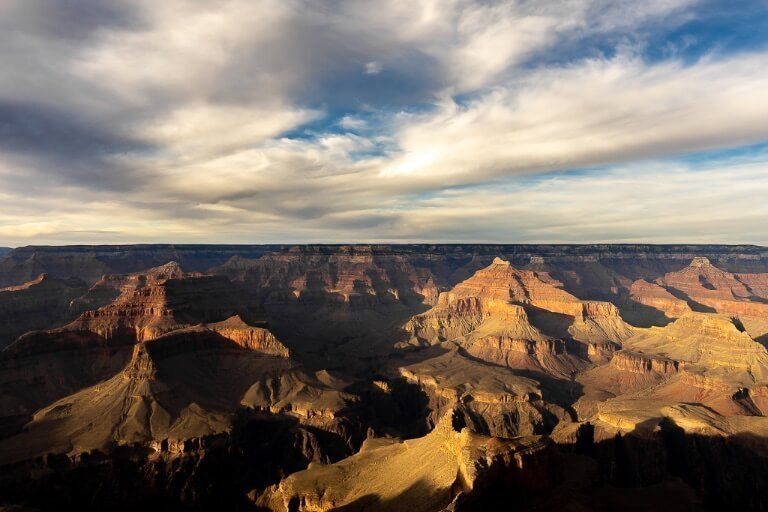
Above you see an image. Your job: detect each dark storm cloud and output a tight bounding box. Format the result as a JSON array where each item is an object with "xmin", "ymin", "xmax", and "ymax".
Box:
[
  {"xmin": 0, "ymin": 101, "xmax": 145, "ymax": 160},
  {"xmin": 0, "ymin": 101, "xmax": 152, "ymax": 190},
  {"xmin": 0, "ymin": 0, "xmax": 143, "ymax": 41}
]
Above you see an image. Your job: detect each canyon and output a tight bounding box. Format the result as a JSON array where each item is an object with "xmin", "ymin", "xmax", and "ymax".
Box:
[{"xmin": 2, "ymin": 244, "xmax": 768, "ymax": 510}]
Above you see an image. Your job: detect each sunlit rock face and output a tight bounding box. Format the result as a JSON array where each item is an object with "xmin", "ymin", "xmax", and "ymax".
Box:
[
  {"xmin": 657, "ymin": 257, "xmax": 768, "ymax": 341},
  {"xmin": 3, "ymin": 245, "xmax": 768, "ymax": 510},
  {"xmin": 255, "ymin": 412, "xmax": 559, "ymax": 512}
]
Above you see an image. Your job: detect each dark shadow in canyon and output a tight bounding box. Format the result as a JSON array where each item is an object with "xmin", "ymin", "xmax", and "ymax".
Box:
[
  {"xmin": 613, "ymin": 295, "xmax": 674, "ymax": 328},
  {"xmin": 0, "ymin": 411, "xmax": 355, "ymax": 512},
  {"xmin": 461, "ymin": 417, "xmax": 768, "ymax": 512}
]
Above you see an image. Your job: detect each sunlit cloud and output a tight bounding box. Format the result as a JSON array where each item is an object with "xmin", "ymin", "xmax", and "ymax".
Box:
[{"xmin": 1, "ymin": 0, "xmax": 767, "ymax": 246}]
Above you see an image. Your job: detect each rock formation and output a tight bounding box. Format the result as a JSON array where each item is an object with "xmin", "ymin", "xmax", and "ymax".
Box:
[
  {"xmin": 2, "ymin": 247, "xmax": 768, "ymax": 510},
  {"xmin": 255, "ymin": 412, "xmax": 558, "ymax": 512},
  {"xmin": 658, "ymin": 256, "xmax": 768, "ymax": 341},
  {"xmin": 400, "ymin": 258, "xmax": 633, "ymax": 374},
  {"xmin": 0, "ymin": 274, "xmax": 89, "ymax": 348}
]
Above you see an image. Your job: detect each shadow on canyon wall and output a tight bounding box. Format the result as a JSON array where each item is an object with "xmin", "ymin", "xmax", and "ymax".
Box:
[
  {"xmin": 0, "ymin": 378, "xmax": 436, "ymax": 512},
  {"xmin": 5, "ymin": 411, "xmax": 768, "ymax": 511}
]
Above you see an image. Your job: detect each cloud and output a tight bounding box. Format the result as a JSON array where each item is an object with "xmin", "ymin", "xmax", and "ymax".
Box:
[
  {"xmin": 3, "ymin": 151, "xmax": 768, "ymax": 245},
  {"xmin": 1, "ymin": 0, "xmax": 768, "ymax": 245},
  {"xmin": 382, "ymin": 51, "xmax": 768, "ymax": 184}
]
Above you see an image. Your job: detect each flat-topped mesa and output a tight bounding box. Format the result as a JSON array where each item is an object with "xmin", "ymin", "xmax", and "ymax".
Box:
[
  {"xmin": 90, "ymin": 261, "xmax": 188, "ymax": 295},
  {"xmin": 670, "ymin": 312, "xmax": 754, "ymax": 342}
]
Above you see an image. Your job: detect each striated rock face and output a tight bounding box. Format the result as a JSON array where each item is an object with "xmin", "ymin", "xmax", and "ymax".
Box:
[
  {"xmin": 439, "ymin": 257, "xmax": 578, "ymax": 307},
  {"xmin": 0, "ymin": 323, "xmax": 329, "ymax": 465},
  {"xmin": 736, "ymin": 272, "xmax": 768, "ymax": 300},
  {"xmin": 216, "ymin": 246, "xmax": 440, "ymax": 307},
  {"xmin": 255, "ymin": 412, "xmax": 559, "ymax": 512},
  {"xmin": 212, "ymin": 248, "xmax": 451, "ymax": 369},
  {"xmin": 567, "ymin": 301, "xmax": 633, "ymax": 356},
  {"xmin": 658, "ymin": 257, "xmax": 768, "ymax": 341},
  {"xmin": 628, "ymin": 278, "xmax": 691, "ymax": 319},
  {"xmin": 0, "ymin": 245, "xmax": 280, "ymax": 287},
  {"xmin": 241, "ymin": 367, "xmax": 356, "ymax": 429},
  {"xmin": 402, "ymin": 299, "xmax": 544, "ymax": 349},
  {"xmin": 466, "ymin": 335, "xmax": 569, "ymax": 370},
  {"xmin": 572, "ymin": 311, "xmax": 768, "ymax": 434},
  {"xmin": 5, "ymin": 246, "xmax": 768, "ymax": 510},
  {"xmin": 400, "ymin": 258, "xmax": 631, "ymax": 378},
  {"xmin": 0, "ymin": 329, "xmax": 132, "ymax": 438},
  {"xmin": 207, "ymin": 315, "xmax": 290, "ymax": 357},
  {"xmin": 660, "ymin": 257, "xmax": 752, "ymax": 300},
  {"xmin": 398, "ymin": 348, "xmax": 565, "ymax": 438},
  {"xmin": 66, "ymin": 264, "xmax": 244, "ymax": 343},
  {"xmin": 624, "ymin": 312, "xmax": 768, "ymax": 384},
  {"xmin": 0, "ymin": 264, "xmax": 254, "ymax": 430},
  {"xmin": 610, "ymin": 350, "xmax": 680, "ymax": 376}
]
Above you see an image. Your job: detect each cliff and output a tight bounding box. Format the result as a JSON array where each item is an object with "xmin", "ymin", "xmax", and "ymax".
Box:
[{"xmin": 255, "ymin": 412, "xmax": 558, "ymax": 512}]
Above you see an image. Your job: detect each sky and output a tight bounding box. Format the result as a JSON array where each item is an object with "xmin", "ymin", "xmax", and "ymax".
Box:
[{"xmin": 1, "ymin": 0, "xmax": 768, "ymax": 246}]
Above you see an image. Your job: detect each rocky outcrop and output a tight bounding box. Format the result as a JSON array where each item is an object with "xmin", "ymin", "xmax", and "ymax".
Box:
[
  {"xmin": 0, "ymin": 325, "xmax": 299, "ymax": 464},
  {"xmin": 207, "ymin": 315, "xmax": 290, "ymax": 357},
  {"xmin": 658, "ymin": 258, "xmax": 768, "ymax": 340},
  {"xmin": 610, "ymin": 350, "xmax": 680, "ymax": 376},
  {"xmin": 736, "ymin": 272, "xmax": 768, "ymax": 300},
  {"xmin": 660, "ymin": 257, "xmax": 752, "ymax": 300},
  {"xmin": 401, "ymin": 299, "xmax": 544, "ymax": 349},
  {"xmin": 4, "ymin": 246, "xmax": 768, "ymax": 510},
  {"xmin": 241, "ymin": 368, "xmax": 356, "ymax": 432},
  {"xmin": 400, "ymin": 259, "xmax": 631, "ymax": 379},
  {"xmin": 255, "ymin": 412, "xmax": 559, "ymax": 512},
  {"xmin": 215, "ymin": 246, "xmax": 440, "ymax": 307},
  {"xmin": 628, "ymin": 278, "xmax": 691, "ymax": 318},
  {"xmin": 623, "ymin": 312, "xmax": 768, "ymax": 384},
  {"xmin": 397, "ymin": 348, "xmax": 565, "ymax": 438},
  {"xmin": 66, "ymin": 266, "xmax": 244, "ymax": 343}
]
